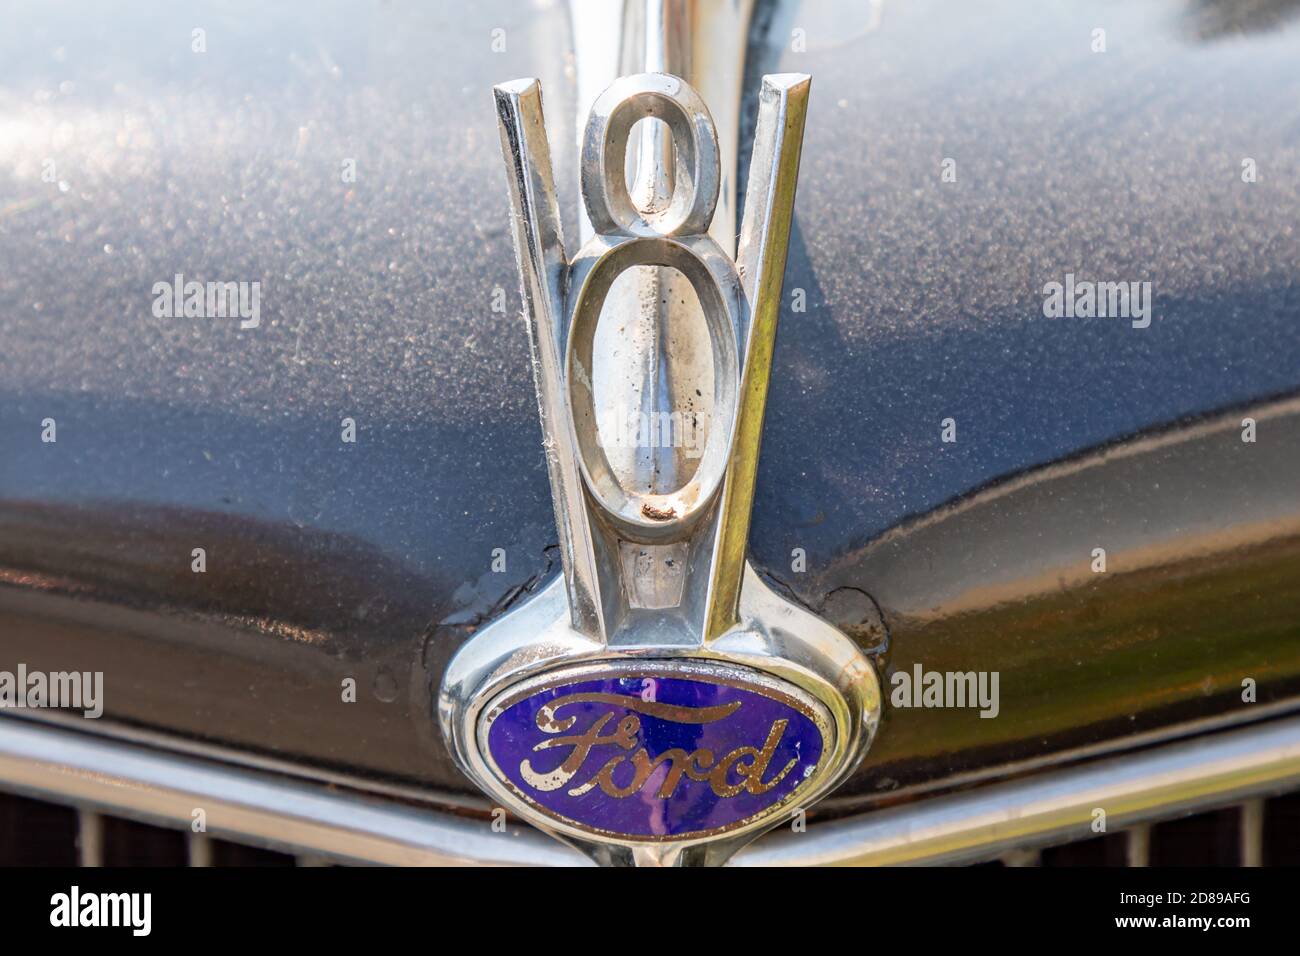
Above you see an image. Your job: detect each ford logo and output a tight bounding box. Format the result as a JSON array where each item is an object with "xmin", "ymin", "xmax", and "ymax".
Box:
[{"xmin": 480, "ymin": 666, "xmax": 831, "ymax": 840}]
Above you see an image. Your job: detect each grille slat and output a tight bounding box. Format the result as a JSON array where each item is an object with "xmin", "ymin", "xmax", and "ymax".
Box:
[
  {"xmin": 1239, "ymin": 797, "xmax": 1264, "ymax": 866},
  {"xmin": 1124, "ymin": 822, "xmax": 1151, "ymax": 867},
  {"xmin": 187, "ymin": 832, "xmax": 212, "ymax": 867},
  {"xmin": 999, "ymin": 847, "xmax": 1042, "ymax": 866},
  {"xmin": 76, "ymin": 808, "xmax": 103, "ymax": 867}
]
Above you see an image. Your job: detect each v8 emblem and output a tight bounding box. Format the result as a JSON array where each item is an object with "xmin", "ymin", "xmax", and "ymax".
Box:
[{"xmin": 439, "ymin": 71, "xmax": 880, "ymax": 867}]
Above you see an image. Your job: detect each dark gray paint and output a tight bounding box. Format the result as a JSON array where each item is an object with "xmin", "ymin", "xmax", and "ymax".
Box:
[{"xmin": 0, "ymin": 0, "xmax": 1297, "ymax": 804}]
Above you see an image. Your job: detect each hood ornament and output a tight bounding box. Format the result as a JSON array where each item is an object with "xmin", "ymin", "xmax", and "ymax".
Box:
[{"xmin": 439, "ymin": 71, "xmax": 880, "ymax": 866}]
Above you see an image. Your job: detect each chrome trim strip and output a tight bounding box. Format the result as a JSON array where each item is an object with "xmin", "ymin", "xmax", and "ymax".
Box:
[
  {"xmin": 731, "ymin": 716, "xmax": 1300, "ymax": 866},
  {"xmin": 0, "ymin": 717, "xmax": 587, "ymax": 867},
  {"xmin": 3, "ymin": 714, "xmax": 1296, "ymax": 867},
  {"xmin": 494, "ymin": 77, "xmax": 606, "ymax": 638}
]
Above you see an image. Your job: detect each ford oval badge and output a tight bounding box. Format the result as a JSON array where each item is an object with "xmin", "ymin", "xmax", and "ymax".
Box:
[{"xmin": 481, "ymin": 665, "xmax": 831, "ymax": 840}]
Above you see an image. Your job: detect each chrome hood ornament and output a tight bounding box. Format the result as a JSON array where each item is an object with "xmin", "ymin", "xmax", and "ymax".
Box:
[{"xmin": 439, "ymin": 69, "xmax": 880, "ymax": 867}]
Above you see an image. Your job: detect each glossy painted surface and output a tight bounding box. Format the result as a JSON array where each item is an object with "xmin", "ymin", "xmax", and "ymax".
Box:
[
  {"xmin": 822, "ymin": 396, "xmax": 1300, "ymax": 807},
  {"xmin": 0, "ymin": 1, "xmax": 1298, "ymax": 807}
]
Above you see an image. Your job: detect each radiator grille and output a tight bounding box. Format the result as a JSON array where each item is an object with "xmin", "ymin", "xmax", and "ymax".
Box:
[
  {"xmin": 0, "ymin": 792, "xmax": 302, "ymax": 867},
  {"xmin": 986, "ymin": 791, "xmax": 1300, "ymax": 866},
  {"xmin": 2, "ymin": 786, "xmax": 1298, "ymax": 866}
]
